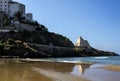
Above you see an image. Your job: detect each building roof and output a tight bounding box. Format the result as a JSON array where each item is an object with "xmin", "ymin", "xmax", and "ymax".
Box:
[{"xmin": 9, "ymin": 1, "xmax": 25, "ymax": 6}]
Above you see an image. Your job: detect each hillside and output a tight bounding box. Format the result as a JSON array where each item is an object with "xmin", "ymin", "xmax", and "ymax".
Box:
[
  {"xmin": 0, "ymin": 30, "xmax": 118, "ymax": 58},
  {"xmin": 0, "ymin": 30, "xmax": 74, "ymax": 47}
]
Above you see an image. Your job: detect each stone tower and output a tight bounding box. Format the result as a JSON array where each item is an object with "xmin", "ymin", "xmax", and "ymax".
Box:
[{"xmin": 75, "ymin": 36, "xmax": 91, "ymax": 48}]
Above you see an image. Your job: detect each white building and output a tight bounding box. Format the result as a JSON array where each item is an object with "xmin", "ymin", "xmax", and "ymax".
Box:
[
  {"xmin": 75, "ymin": 36, "xmax": 91, "ymax": 48},
  {"xmin": 0, "ymin": 0, "xmax": 33, "ymax": 21},
  {"xmin": 9, "ymin": 1, "xmax": 25, "ymax": 17},
  {"xmin": 0, "ymin": 0, "xmax": 12, "ymax": 14}
]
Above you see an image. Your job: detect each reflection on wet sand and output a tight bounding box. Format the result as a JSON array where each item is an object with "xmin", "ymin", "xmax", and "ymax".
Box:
[
  {"xmin": 0, "ymin": 62, "xmax": 53, "ymax": 81},
  {"xmin": 1, "ymin": 60, "xmax": 120, "ymax": 81},
  {"xmin": 0, "ymin": 60, "xmax": 90, "ymax": 81},
  {"xmin": 29, "ymin": 62, "xmax": 90, "ymax": 81},
  {"xmin": 77, "ymin": 64, "xmax": 91, "ymax": 74},
  {"xmin": 31, "ymin": 61, "xmax": 75, "ymax": 73}
]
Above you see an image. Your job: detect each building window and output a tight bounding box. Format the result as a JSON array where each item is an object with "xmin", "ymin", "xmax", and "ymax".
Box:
[
  {"xmin": 5, "ymin": 5, "xmax": 7, "ymax": 7},
  {"xmin": 5, "ymin": 8, "xmax": 7, "ymax": 10},
  {"xmin": 21, "ymin": 11, "xmax": 23, "ymax": 13},
  {"xmin": 0, "ymin": 1, "xmax": 2, "ymax": 3},
  {"xmin": 0, "ymin": 5, "xmax": 2, "ymax": 7},
  {"xmin": 0, "ymin": 8, "xmax": 2, "ymax": 10},
  {"xmin": 5, "ymin": 1, "xmax": 7, "ymax": 3},
  {"xmin": 27, "ymin": 14, "xmax": 29, "ymax": 17}
]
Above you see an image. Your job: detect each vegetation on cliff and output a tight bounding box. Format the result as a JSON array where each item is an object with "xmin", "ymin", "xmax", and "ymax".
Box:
[
  {"xmin": 0, "ymin": 39, "xmax": 48, "ymax": 58},
  {"xmin": 0, "ymin": 38, "xmax": 118, "ymax": 58},
  {"xmin": 0, "ymin": 27, "xmax": 118, "ymax": 58},
  {"xmin": 0, "ymin": 30, "xmax": 74, "ymax": 47}
]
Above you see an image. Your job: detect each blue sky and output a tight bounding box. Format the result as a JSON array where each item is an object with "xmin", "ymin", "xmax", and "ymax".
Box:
[{"xmin": 15, "ymin": 0, "xmax": 120, "ymax": 54}]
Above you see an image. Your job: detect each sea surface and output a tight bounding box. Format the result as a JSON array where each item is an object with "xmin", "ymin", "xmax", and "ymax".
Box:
[{"xmin": 24, "ymin": 56, "xmax": 120, "ymax": 65}]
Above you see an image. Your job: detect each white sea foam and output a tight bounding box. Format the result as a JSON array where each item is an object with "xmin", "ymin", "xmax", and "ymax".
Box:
[
  {"xmin": 59, "ymin": 60, "xmax": 78, "ymax": 63},
  {"xmin": 22, "ymin": 58, "xmax": 53, "ymax": 62},
  {"xmin": 20, "ymin": 56, "xmax": 120, "ymax": 65},
  {"xmin": 94, "ymin": 57, "xmax": 108, "ymax": 59}
]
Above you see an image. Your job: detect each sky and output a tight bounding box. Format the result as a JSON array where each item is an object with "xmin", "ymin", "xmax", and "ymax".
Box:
[{"xmin": 15, "ymin": 0, "xmax": 120, "ymax": 54}]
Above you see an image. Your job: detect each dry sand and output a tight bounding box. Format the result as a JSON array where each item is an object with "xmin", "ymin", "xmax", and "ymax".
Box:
[{"xmin": 101, "ymin": 65, "xmax": 120, "ymax": 72}]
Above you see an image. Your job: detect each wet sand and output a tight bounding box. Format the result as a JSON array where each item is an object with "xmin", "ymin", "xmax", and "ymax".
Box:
[
  {"xmin": 0, "ymin": 60, "xmax": 120, "ymax": 81},
  {"xmin": 80, "ymin": 64, "xmax": 120, "ymax": 81},
  {"xmin": 0, "ymin": 60, "xmax": 89, "ymax": 81}
]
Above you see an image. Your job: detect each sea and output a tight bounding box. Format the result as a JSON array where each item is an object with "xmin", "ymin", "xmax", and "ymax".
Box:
[{"xmin": 24, "ymin": 56, "xmax": 120, "ymax": 65}]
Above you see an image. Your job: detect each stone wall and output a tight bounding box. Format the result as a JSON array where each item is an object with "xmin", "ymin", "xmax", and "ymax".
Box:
[
  {"xmin": 1, "ymin": 23, "xmax": 37, "ymax": 31},
  {"xmin": 14, "ymin": 23, "xmax": 37, "ymax": 31}
]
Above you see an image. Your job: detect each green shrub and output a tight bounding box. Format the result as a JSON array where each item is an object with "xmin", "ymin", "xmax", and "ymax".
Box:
[
  {"xmin": 0, "ymin": 44, "xmax": 4, "ymax": 52},
  {"xmin": 35, "ymin": 27, "xmax": 42, "ymax": 31},
  {"xmin": 22, "ymin": 29, "xmax": 32, "ymax": 38},
  {"xmin": 7, "ymin": 38, "xmax": 16, "ymax": 45},
  {"xmin": 0, "ymin": 39, "xmax": 6, "ymax": 44},
  {"xmin": 8, "ymin": 30, "xmax": 15, "ymax": 34},
  {"xmin": 4, "ymin": 18, "xmax": 8, "ymax": 26}
]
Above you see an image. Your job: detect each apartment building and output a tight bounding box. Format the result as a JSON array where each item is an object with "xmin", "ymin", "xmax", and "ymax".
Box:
[
  {"xmin": 0, "ymin": 0, "xmax": 12, "ymax": 14},
  {"xmin": 0, "ymin": 0, "xmax": 32, "ymax": 21},
  {"xmin": 9, "ymin": 1, "xmax": 25, "ymax": 17}
]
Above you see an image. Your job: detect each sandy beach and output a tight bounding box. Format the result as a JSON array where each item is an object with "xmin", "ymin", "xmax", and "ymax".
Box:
[
  {"xmin": 0, "ymin": 60, "xmax": 120, "ymax": 81},
  {"xmin": 101, "ymin": 66, "xmax": 120, "ymax": 72}
]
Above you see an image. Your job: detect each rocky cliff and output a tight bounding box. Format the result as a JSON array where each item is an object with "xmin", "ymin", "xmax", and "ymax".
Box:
[
  {"xmin": 0, "ymin": 30, "xmax": 117, "ymax": 58},
  {"xmin": 0, "ymin": 30, "xmax": 118, "ymax": 58},
  {"xmin": 0, "ymin": 39, "xmax": 118, "ymax": 58}
]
